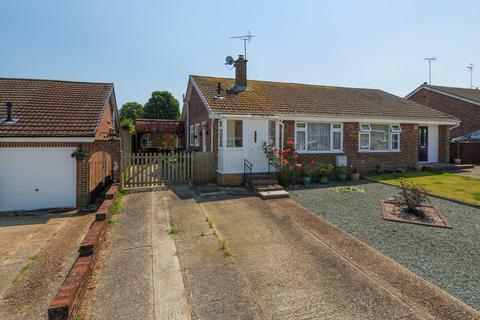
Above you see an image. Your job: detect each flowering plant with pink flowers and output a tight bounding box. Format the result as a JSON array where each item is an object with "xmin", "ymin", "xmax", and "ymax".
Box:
[{"xmin": 263, "ymin": 140, "xmax": 303, "ymax": 186}]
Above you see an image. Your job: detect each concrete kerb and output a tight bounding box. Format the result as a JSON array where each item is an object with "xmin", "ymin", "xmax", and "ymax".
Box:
[{"xmin": 47, "ymin": 185, "xmax": 118, "ymax": 320}]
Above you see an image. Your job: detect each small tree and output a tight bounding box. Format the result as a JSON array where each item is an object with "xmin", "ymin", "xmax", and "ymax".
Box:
[
  {"xmin": 397, "ymin": 179, "xmax": 428, "ymax": 217},
  {"xmin": 143, "ymin": 91, "xmax": 180, "ymax": 120},
  {"xmin": 120, "ymin": 102, "xmax": 143, "ymax": 121}
]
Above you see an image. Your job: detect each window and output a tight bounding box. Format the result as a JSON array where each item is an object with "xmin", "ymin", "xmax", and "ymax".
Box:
[
  {"xmin": 218, "ymin": 120, "xmax": 223, "ymax": 147},
  {"xmin": 360, "ymin": 124, "xmax": 371, "ymax": 132},
  {"xmin": 194, "ymin": 124, "xmax": 200, "ymax": 146},
  {"xmin": 226, "ymin": 120, "xmax": 242, "ymax": 147},
  {"xmin": 268, "ymin": 121, "xmax": 276, "ymax": 145},
  {"xmin": 295, "ymin": 122, "xmax": 343, "ymax": 152},
  {"xmin": 359, "ymin": 124, "xmax": 401, "ymax": 151},
  {"xmin": 189, "ymin": 125, "xmax": 194, "ymax": 146},
  {"xmin": 295, "ymin": 122, "xmax": 307, "ymax": 151}
]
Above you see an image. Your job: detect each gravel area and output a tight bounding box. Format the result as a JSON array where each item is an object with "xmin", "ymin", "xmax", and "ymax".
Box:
[{"xmin": 289, "ymin": 180, "xmax": 480, "ymax": 311}]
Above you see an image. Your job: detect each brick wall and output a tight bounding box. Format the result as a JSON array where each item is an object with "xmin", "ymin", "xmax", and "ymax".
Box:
[
  {"xmin": 283, "ymin": 121, "xmax": 419, "ymax": 172},
  {"xmin": 217, "ymin": 172, "xmax": 244, "ymax": 186},
  {"xmin": 408, "ymin": 88, "xmax": 478, "ymax": 138},
  {"xmin": 438, "ymin": 125, "xmax": 450, "ymax": 162},
  {"xmin": 187, "ymin": 87, "xmax": 210, "ymax": 151},
  {"xmin": 95, "ymin": 100, "xmax": 114, "ymax": 140}
]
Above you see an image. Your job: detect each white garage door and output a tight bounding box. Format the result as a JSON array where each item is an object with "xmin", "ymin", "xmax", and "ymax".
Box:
[{"xmin": 0, "ymin": 148, "xmax": 76, "ymax": 212}]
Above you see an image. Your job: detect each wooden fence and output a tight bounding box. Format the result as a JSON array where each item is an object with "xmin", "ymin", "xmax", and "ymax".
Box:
[
  {"xmin": 450, "ymin": 141, "xmax": 480, "ymax": 164},
  {"xmin": 121, "ymin": 151, "xmax": 215, "ymax": 188}
]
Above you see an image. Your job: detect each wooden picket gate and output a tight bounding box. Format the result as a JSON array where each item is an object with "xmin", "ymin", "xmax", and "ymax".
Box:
[{"xmin": 121, "ymin": 152, "xmax": 215, "ymax": 188}]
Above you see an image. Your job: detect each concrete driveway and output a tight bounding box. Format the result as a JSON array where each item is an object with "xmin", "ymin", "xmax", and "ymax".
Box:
[
  {"xmin": 81, "ymin": 186, "xmax": 479, "ymax": 320},
  {"xmin": 0, "ymin": 211, "xmax": 93, "ymax": 319}
]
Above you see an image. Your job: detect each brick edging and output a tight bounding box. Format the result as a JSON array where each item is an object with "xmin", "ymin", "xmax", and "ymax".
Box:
[{"xmin": 47, "ymin": 185, "xmax": 118, "ymax": 320}]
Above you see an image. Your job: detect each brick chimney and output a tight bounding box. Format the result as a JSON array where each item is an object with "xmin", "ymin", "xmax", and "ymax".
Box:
[{"xmin": 234, "ymin": 55, "xmax": 247, "ymax": 90}]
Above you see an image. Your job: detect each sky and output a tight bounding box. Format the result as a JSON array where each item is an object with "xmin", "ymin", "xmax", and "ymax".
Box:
[{"xmin": 1, "ymin": 1, "xmax": 480, "ymax": 110}]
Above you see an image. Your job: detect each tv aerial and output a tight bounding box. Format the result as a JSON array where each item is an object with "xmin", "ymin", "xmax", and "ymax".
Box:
[{"xmin": 230, "ymin": 31, "xmax": 254, "ymax": 59}]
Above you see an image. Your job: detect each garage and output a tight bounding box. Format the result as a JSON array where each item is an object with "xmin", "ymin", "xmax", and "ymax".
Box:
[{"xmin": 0, "ymin": 148, "xmax": 76, "ymax": 212}]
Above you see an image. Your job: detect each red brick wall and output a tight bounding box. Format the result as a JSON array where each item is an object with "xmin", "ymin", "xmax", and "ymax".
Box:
[
  {"xmin": 438, "ymin": 125, "xmax": 450, "ymax": 162},
  {"xmin": 283, "ymin": 121, "xmax": 419, "ymax": 171},
  {"xmin": 95, "ymin": 100, "xmax": 114, "ymax": 140},
  {"xmin": 187, "ymin": 87, "xmax": 210, "ymax": 151},
  {"xmin": 408, "ymin": 88, "xmax": 477, "ymax": 138}
]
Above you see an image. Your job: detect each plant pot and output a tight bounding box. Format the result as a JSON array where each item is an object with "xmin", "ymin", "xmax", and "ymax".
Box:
[
  {"xmin": 415, "ymin": 164, "xmax": 423, "ymax": 172},
  {"xmin": 302, "ymin": 176, "xmax": 311, "ymax": 186},
  {"xmin": 350, "ymin": 172, "xmax": 360, "ymax": 181},
  {"xmin": 319, "ymin": 176, "xmax": 328, "ymax": 184},
  {"xmin": 337, "ymin": 173, "xmax": 347, "ymax": 182},
  {"xmin": 453, "ymin": 158, "xmax": 461, "ymax": 164}
]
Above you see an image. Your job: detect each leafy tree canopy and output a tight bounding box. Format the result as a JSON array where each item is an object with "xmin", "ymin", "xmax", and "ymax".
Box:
[
  {"xmin": 143, "ymin": 91, "xmax": 180, "ymax": 120},
  {"xmin": 120, "ymin": 102, "xmax": 143, "ymax": 121}
]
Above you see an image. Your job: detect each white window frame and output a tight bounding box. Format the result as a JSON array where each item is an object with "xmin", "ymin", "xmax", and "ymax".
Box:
[
  {"xmin": 294, "ymin": 122, "xmax": 343, "ymax": 154},
  {"xmin": 226, "ymin": 119, "xmax": 243, "ymax": 148},
  {"xmin": 358, "ymin": 123, "xmax": 401, "ymax": 152},
  {"xmin": 189, "ymin": 125, "xmax": 194, "ymax": 146},
  {"xmin": 194, "ymin": 123, "xmax": 200, "ymax": 146}
]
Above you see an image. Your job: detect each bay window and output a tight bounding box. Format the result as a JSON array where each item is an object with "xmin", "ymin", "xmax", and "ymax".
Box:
[
  {"xmin": 359, "ymin": 124, "xmax": 401, "ymax": 151},
  {"xmin": 295, "ymin": 122, "xmax": 343, "ymax": 152}
]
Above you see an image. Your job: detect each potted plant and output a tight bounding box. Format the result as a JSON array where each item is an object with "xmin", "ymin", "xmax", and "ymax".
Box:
[
  {"xmin": 453, "ymin": 158, "xmax": 461, "ymax": 164},
  {"xmin": 71, "ymin": 148, "xmax": 86, "ymax": 161},
  {"xmin": 375, "ymin": 164, "xmax": 384, "ymax": 174},
  {"xmin": 350, "ymin": 166, "xmax": 360, "ymax": 181},
  {"xmin": 317, "ymin": 163, "xmax": 334, "ymax": 184},
  {"xmin": 302, "ymin": 169, "xmax": 312, "ymax": 186},
  {"xmin": 414, "ymin": 163, "xmax": 423, "ymax": 172},
  {"xmin": 336, "ymin": 166, "xmax": 349, "ymax": 182}
]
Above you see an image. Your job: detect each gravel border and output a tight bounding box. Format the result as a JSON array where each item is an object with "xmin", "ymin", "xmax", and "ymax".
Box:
[{"xmin": 289, "ymin": 180, "xmax": 480, "ymax": 311}]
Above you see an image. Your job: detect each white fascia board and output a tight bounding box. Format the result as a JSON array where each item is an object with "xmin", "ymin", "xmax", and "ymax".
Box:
[
  {"xmin": 405, "ymin": 85, "xmax": 480, "ymax": 107},
  {"xmin": 0, "ymin": 137, "xmax": 95, "ymax": 142}
]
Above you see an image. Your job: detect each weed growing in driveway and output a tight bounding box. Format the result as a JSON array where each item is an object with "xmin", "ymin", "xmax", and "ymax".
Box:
[
  {"xmin": 168, "ymin": 216, "xmax": 178, "ymax": 235},
  {"xmin": 108, "ymin": 218, "xmax": 117, "ymax": 226},
  {"xmin": 12, "ymin": 264, "xmax": 30, "ymax": 283},
  {"xmin": 219, "ymin": 239, "xmax": 231, "ymax": 257},
  {"xmin": 206, "ymin": 216, "xmax": 213, "ymax": 228},
  {"xmin": 46, "ymin": 231, "xmax": 58, "ymax": 242},
  {"xmin": 28, "ymin": 253, "xmax": 39, "ymax": 261},
  {"xmin": 75, "ymin": 315, "xmax": 86, "ymax": 320},
  {"xmin": 329, "ymin": 186, "xmax": 365, "ymax": 193},
  {"xmin": 173, "ymin": 250, "xmax": 179, "ymax": 256}
]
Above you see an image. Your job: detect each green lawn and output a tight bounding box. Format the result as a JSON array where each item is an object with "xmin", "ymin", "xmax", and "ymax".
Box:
[{"xmin": 366, "ymin": 171, "xmax": 480, "ymax": 205}]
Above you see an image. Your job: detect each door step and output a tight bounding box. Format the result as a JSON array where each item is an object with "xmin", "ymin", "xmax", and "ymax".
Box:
[
  {"xmin": 257, "ymin": 190, "xmax": 290, "ymax": 200},
  {"xmin": 254, "ymin": 184, "xmax": 284, "ymax": 193},
  {"xmin": 252, "ymin": 179, "xmax": 279, "ymax": 186}
]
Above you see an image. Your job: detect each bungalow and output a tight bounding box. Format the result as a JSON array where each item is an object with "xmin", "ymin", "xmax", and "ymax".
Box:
[
  {"xmin": 0, "ymin": 78, "xmax": 121, "ymax": 212},
  {"xmin": 182, "ymin": 55, "xmax": 459, "ymax": 186}
]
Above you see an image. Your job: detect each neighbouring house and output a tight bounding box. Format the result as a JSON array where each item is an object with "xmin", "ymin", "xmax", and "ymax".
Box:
[
  {"xmin": 181, "ymin": 55, "xmax": 459, "ymax": 186},
  {"xmin": 406, "ymin": 83, "xmax": 480, "ymax": 164},
  {"xmin": 134, "ymin": 118, "xmax": 182, "ymax": 152},
  {"xmin": 0, "ymin": 78, "xmax": 121, "ymax": 212}
]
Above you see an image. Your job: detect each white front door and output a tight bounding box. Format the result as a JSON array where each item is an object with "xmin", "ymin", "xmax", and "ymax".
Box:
[{"xmin": 245, "ymin": 119, "xmax": 268, "ymax": 172}]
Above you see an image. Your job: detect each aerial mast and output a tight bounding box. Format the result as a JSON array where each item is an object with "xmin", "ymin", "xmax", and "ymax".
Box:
[{"xmin": 230, "ymin": 31, "xmax": 255, "ymax": 59}]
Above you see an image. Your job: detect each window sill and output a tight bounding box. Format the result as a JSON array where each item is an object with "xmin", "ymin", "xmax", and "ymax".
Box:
[
  {"xmin": 358, "ymin": 150, "xmax": 401, "ymax": 153},
  {"xmin": 296, "ymin": 150, "xmax": 344, "ymax": 154}
]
